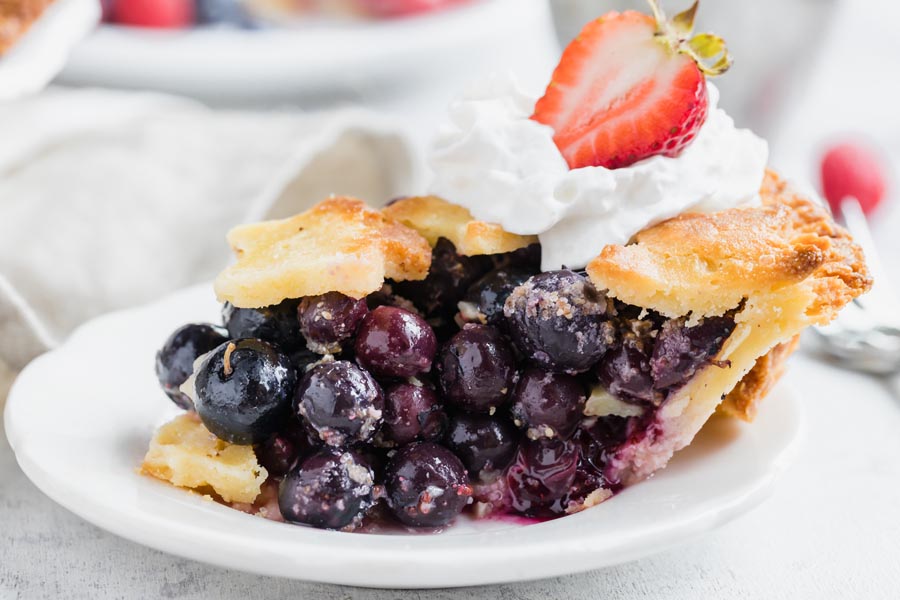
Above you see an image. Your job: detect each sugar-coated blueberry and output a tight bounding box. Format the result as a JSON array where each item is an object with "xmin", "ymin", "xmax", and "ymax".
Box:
[
  {"xmin": 294, "ymin": 360, "xmax": 384, "ymax": 447},
  {"xmin": 298, "ymin": 292, "xmax": 369, "ymax": 355},
  {"xmin": 504, "ymin": 270, "xmax": 614, "ymax": 374},
  {"xmin": 385, "ymin": 442, "xmax": 472, "ymax": 528},
  {"xmin": 279, "ymin": 448, "xmax": 375, "ymax": 530},
  {"xmin": 354, "ymin": 306, "xmax": 437, "ymax": 379},
  {"xmin": 436, "ymin": 324, "xmax": 516, "ymax": 413}
]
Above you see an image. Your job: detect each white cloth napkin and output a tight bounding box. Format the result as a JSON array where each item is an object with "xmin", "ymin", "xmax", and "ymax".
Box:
[{"xmin": 0, "ymin": 87, "xmax": 421, "ymax": 374}]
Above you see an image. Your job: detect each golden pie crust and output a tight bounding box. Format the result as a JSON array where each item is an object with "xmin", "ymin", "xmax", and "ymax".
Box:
[
  {"xmin": 587, "ymin": 171, "xmax": 870, "ymax": 320},
  {"xmin": 596, "ymin": 171, "xmax": 871, "ymax": 484},
  {"xmin": 719, "ymin": 336, "xmax": 799, "ymax": 422},
  {"xmin": 0, "ymin": 0, "xmax": 53, "ymax": 55},
  {"xmin": 215, "ymin": 197, "xmax": 432, "ymax": 308},
  {"xmin": 383, "ymin": 195, "xmax": 537, "ymax": 256},
  {"xmin": 141, "ymin": 413, "xmax": 267, "ymax": 504}
]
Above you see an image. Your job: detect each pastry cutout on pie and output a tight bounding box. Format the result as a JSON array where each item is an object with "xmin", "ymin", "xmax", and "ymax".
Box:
[
  {"xmin": 141, "ymin": 413, "xmax": 267, "ymax": 504},
  {"xmin": 214, "ymin": 197, "xmax": 432, "ymax": 308},
  {"xmin": 383, "ymin": 195, "xmax": 537, "ymax": 256}
]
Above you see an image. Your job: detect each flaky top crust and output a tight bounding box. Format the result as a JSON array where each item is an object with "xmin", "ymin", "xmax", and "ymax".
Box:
[
  {"xmin": 587, "ymin": 171, "xmax": 872, "ymax": 320},
  {"xmin": 383, "ymin": 195, "xmax": 537, "ymax": 256},
  {"xmin": 214, "ymin": 197, "xmax": 431, "ymax": 308}
]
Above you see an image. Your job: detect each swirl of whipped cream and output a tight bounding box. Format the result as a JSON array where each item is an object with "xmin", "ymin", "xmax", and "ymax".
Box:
[{"xmin": 428, "ymin": 77, "xmax": 769, "ymax": 271}]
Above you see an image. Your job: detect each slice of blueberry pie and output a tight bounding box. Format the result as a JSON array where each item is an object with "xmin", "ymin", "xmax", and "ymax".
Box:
[{"xmin": 142, "ymin": 0, "xmax": 872, "ymax": 531}]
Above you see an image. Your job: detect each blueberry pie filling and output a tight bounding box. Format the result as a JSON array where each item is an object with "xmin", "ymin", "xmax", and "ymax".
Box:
[
  {"xmin": 142, "ymin": 172, "xmax": 871, "ymax": 532},
  {"xmin": 138, "ymin": 0, "xmax": 875, "ymax": 533}
]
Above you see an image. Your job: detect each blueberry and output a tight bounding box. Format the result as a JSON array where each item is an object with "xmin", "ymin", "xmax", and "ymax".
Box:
[
  {"xmin": 504, "ymin": 270, "xmax": 614, "ymax": 374},
  {"xmin": 155, "ymin": 323, "xmax": 228, "ymax": 410},
  {"xmin": 382, "ymin": 380, "xmax": 447, "ymax": 445},
  {"xmin": 298, "ymin": 292, "xmax": 368, "ymax": 355},
  {"xmin": 294, "ymin": 360, "xmax": 384, "ymax": 447},
  {"xmin": 222, "ymin": 299, "xmax": 302, "ymax": 352},
  {"xmin": 279, "ymin": 448, "xmax": 375, "ymax": 530},
  {"xmin": 355, "ymin": 306, "xmax": 437, "ymax": 379},
  {"xmin": 650, "ymin": 316, "xmax": 736, "ymax": 389},
  {"xmin": 506, "ymin": 438, "xmax": 579, "ymax": 516},
  {"xmin": 385, "ymin": 442, "xmax": 472, "ymax": 528},
  {"xmin": 567, "ymin": 416, "xmax": 630, "ymax": 497},
  {"xmin": 444, "ymin": 412, "xmax": 519, "ymax": 480},
  {"xmin": 458, "ymin": 267, "xmax": 535, "ymax": 328},
  {"xmin": 194, "ymin": 339, "xmax": 296, "ymax": 445},
  {"xmin": 392, "ymin": 237, "xmax": 493, "ymax": 320},
  {"xmin": 436, "ymin": 324, "xmax": 516, "ymax": 413},
  {"xmin": 511, "ymin": 368, "xmax": 586, "ymax": 440},
  {"xmin": 597, "ymin": 340, "xmax": 661, "ymax": 404},
  {"xmin": 257, "ymin": 433, "xmax": 300, "ymax": 477}
]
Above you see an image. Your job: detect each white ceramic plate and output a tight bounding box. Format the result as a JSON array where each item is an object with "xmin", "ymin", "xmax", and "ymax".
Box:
[{"xmin": 5, "ymin": 283, "xmax": 803, "ymax": 588}]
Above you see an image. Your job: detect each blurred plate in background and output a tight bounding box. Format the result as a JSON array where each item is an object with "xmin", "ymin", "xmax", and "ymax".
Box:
[{"xmin": 57, "ymin": 0, "xmax": 560, "ymax": 115}]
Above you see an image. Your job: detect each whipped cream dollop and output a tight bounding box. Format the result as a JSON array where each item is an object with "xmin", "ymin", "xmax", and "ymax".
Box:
[{"xmin": 429, "ymin": 77, "xmax": 769, "ymax": 270}]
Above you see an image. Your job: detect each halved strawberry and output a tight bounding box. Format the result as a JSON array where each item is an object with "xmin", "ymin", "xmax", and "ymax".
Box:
[{"xmin": 532, "ymin": 1, "xmax": 730, "ymax": 170}]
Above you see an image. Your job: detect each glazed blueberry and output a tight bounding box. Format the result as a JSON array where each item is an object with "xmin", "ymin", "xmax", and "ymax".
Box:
[
  {"xmin": 382, "ymin": 380, "xmax": 447, "ymax": 445},
  {"xmin": 511, "ymin": 368, "xmax": 586, "ymax": 440},
  {"xmin": 298, "ymin": 292, "xmax": 368, "ymax": 355},
  {"xmin": 279, "ymin": 448, "xmax": 375, "ymax": 530},
  {"xmin": 436, "ymin": 324, "xmax": 516, "ymax": 413},
  {"xmin": 650, "ymin": 316, "xmax": 736, "ymax": 389},
  {"xmin": 596, "ymin": 341, "xmax": 660, "ymax": 404},
  {"xmin": 392, "ymin": 238, "xmax": 493, "ymax": 319},
  {"xmin": 257, "ymin": 433, "xmax": 300, "ymax": 477},
  {"xmin": 385, "ymin": 442, "xmax": 472, "ymax": 528},
  {"xmin": 294, "ymin": 361, "xmax": 384, "ymax": 447},
  {"xmin": 355, "ymin": 306, "xmax": 437, "ymax": 379},
  {"xmin": 570, "ymin": 416, "xmax": 630, "ymax": 492},
  {"xmin": 155, "ymin": 323, "xmax": 227, "ymax": 410},
  {"xmin": 458, "ymin": 267, "xmax": 535, "ymax": 327},
  {"xmin": 504, "ymin": 270, "xmax": 614, "ymax": 374},
  {"xmin": 194, "ymin": 339, "xmax": 296, "ymax": 445},
  {"xmin": 222, "ymin": 299, "xmax": 303, "ymax": 351},
  {"xmin": 506, "ymin": 438, "xmax": 579, "ymax": 516},
  {"xmin": 444, "ymin": 413, "xmax": 519, "ymax": 480}
]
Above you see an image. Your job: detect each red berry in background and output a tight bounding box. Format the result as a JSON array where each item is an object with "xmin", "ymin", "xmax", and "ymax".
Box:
[
  {"xmin": 358, "ymin": 0, "xmax": 467, "ymax": 18},
  {"xmin": 820, "ymin": 142, "xmax": 888, "ymax": 216},
  {"xmin": 113, "ymin": 0, "xmax": 195, "ymax": 28}
]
